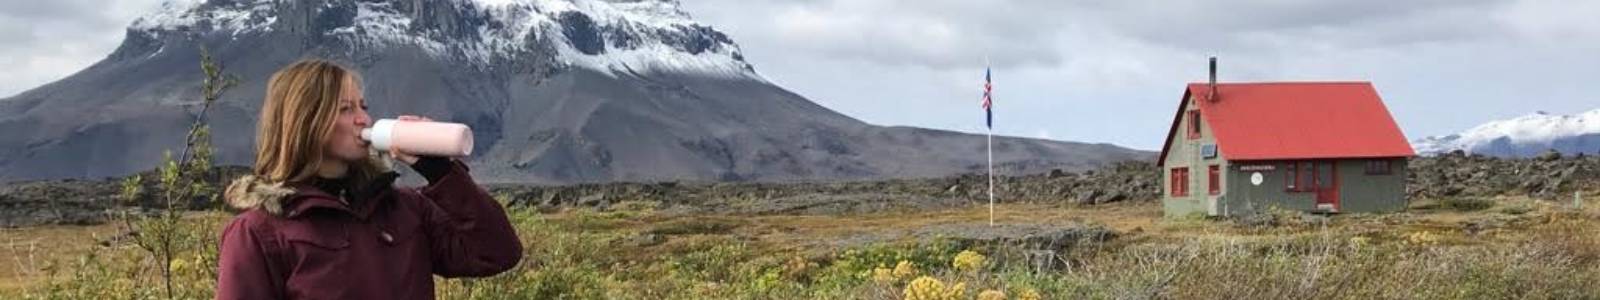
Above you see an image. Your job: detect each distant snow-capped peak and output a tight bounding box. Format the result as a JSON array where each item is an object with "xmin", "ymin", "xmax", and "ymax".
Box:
[
  {"xmin": 128, "ymin": 0, "xmax": 759, "ymax": 80},
  {"xmin": 1413, "ymin": 109, "xmax": 1600, "ymax": 157},
  {"xmin": 130, "ymin": 0, "xmax": 278, "ymax": 36}
]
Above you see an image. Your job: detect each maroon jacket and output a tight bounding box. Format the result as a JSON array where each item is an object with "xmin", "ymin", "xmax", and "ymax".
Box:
[{"xmin": 216, "ymin": 159, "xmax": 522, "ymax": 299}]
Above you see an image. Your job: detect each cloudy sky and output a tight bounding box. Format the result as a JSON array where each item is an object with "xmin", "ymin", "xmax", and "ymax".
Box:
[{"xmin": 4, "ymin": 0, "xmax": 1598, "ymax": 151}]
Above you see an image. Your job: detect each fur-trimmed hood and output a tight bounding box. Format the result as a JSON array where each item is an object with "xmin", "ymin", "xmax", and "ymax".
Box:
[
  {"xmin": 224, "ymin": 154, "xmax": 394, "ymax": 215},
  {"xmin": 224, "ymin": 175, "xmax": 299, "ymax": 215}
]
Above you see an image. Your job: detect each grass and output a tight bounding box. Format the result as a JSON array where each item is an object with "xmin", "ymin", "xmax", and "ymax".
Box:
[
  {"xmin": 1439, "ymin": 197, "xmax": 1497, "ymax": 211},
  {"xmin": 0, "ymin": 224, "xmax": 124, "ymax": 297},
  {"xmin": 5, "ymin": 196, "xmax": 1600, "ymax": 299}
]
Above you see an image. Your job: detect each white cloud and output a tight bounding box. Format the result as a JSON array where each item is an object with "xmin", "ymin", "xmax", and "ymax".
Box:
[
  {"xmin": 685, "ymin": 0, "xmax": 1600, "ymax": 150},
  {"xmin": 688, "ymin": 0, "xmax": 1068, "ymax": 71},
  {"xmin": 0, "ymin": 0, "xmax": 167, "ymax": 97}
]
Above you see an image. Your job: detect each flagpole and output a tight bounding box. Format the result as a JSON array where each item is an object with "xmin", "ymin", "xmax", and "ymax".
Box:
[{"xmin": 986, "ymin": 59, "xmax": 995, "ymax": 227}]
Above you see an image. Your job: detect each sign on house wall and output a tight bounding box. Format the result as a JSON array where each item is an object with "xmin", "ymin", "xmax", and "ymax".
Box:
[{"xmin": 1238, "ymin": 164, "xmax": 1275, "ymax": 171}]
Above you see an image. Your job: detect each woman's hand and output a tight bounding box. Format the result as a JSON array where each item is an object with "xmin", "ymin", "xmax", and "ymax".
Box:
[{"xmin": 389, "ymin": 115, "xmax": 432, "ymax": 165}]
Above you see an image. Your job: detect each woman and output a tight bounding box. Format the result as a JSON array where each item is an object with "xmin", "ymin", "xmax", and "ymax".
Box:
[{"xmin": 216, "ymin": 59, "xmax": 522, "ymax": 299}]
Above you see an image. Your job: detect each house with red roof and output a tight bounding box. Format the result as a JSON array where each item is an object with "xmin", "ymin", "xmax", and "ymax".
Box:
[{"xmin": 1159, "ymin": 60, "xmax": 1415, "ymax": 216}]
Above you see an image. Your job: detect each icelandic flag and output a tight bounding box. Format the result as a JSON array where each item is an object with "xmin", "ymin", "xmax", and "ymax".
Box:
[{"xmin": 981, "ymin": 67, "xmax": 993, "ymax": 128}]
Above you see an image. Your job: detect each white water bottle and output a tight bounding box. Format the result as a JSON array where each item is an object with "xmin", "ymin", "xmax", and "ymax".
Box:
[{"xmin": 360, "ymin": 119, "xmax": 475, "ymax": 157}]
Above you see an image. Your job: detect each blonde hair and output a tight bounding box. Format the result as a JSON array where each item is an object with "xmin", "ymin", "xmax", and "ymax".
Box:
[{"xmin": 251, "ymin": 59, "xmax": 386, "ymax": 185}]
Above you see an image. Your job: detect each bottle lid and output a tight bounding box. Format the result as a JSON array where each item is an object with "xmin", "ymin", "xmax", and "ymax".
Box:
[{"xmin": 363, "ymin": 119, "xmax": 397, "ymax": 150}]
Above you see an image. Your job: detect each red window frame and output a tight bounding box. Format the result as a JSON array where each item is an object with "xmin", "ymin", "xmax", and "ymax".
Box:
[
  {"xmin": 1365, "ymin": 159, "xmax": 1392, "ymax": 175},
  {"xmin": 1300, "ymin": 162, "xmax": 1314, "ymax": 192},
  {"xmin": 1284, "ymin": 161, "xmax": 1319, "ymax": 193},
  {"xmin": 1284, "ymin": 162, "xmax": 1296, "ymax": 191},
  {"xmin": 1208, "ymin": 165, "xmax": 1221, "ymax": 195},
  {"xmin": 1186, "ymin": 110, "xmax": 1202, "ymax": 139},
  {"xmin": 1280, "ymin": 161, "xmax": 1318, "ymax": 192},
  {"xmin": 1170, "ymin": 167, "xmax": 1190, "ymax": 197}
]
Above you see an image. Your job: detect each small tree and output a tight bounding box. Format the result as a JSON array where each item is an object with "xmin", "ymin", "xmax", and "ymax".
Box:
[{"xmin": 118, "ymin": 45, "xmax": 238, "ymax": 299}]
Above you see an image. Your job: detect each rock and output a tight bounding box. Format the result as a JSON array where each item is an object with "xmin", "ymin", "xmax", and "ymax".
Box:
[
  {"xmin": 1538, "ymin": 149, "xmax": 1562, "ymax": 162},
  {"xmin": 1103, "ymin": 191, "xmax": 1128, "ymax": 204},
  {"xmin": 1074, "ymin": 190, "xmax": 1101, "ymax": 205},
  {"xmin": 578, "ymin": 192, "xmax": 607, "ymax": 207},
  {"xmin": 1409, "ymin": 153, "xmax": 1600, "ymax": 201},
  {"xmin": 538, "ymin": 191, "xmax": 560, "ymax": 207}
]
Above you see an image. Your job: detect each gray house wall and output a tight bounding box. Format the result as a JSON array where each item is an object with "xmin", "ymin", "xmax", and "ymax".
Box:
[
  {"xmin": 1162, "ymin": 96, "xmax": 1225, "ymax": 217},
  {"xmin": 1334, "ymin": 158, "xmax": 1409, "ymax": 213},
  {"xmin": 1221, "ymin": 159, "xmax": 1407, "ymax": 215},
  {"xmin": 1221, "ymin": 162, "xmax": 1314, "ymax": 215}
]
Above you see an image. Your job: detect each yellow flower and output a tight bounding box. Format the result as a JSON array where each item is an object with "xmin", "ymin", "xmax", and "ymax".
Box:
[
  {"xmin": 977, "ymin": 289, "xmax": 1006, "ymax": 300},
  {"xmin": 903, "ymin": 276, "xmax": 966, "ymax": 300},
  {"xmin": 1018, "ymin": 288, "xmax": 1043, "ymax": 300},
  {"xmin": 893, "ymin": 260, "xmax": 917, "ymax": 279},
  {"xmin": 904, "ymin": 276, "xmax": 946, "ymax": 300},
  {"xmin": 948, "ymin": 282, "xmax": 968, "ymax": 299},
  {"xmin": 952, "ymin": 250, "xmax": 987, "ymax": 273},
  {"xmin": 1405, "ymin": 231, "xmax": 1440, "ymax": 245},
  {"xmin": 872, "ymin": 266, "xmax": 896, "ymax": 284},
  {"xmin": 169, "ymin": 257, "xmax": 189, "ymax": 273}
]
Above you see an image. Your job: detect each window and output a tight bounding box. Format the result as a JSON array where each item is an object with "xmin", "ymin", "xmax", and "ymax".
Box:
[
  {"xmin": 1285, "ymin": 161, "xmax": 1314, "ymax": 193},
  {"xmin": 1170, "ymin": 167, "xmax": 1190, "ymax": 197},
  {"xmin": 1186, "ymin": 110, "xmax": 1202, "ymax": 139},
  {"xmin": 1366, "ymin": 159, "xmax": 1393, "ymax": 175},
  {"xmin": 1298, "ymin": 162, "xmax": 1314, "ymax": 192},
  {"xmin": 1208, "ymin": 165, "xmax": 1221, "ymax": 195},
  {"xmin": 1284, "ymin": 162, "xmax": 1295, "ymax": 190}
]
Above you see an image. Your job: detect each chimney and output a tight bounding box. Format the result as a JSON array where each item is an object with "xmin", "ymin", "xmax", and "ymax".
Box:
[{"xmin": 1208, "ymin": 56, "xmax": 1218, "ymax": 102}]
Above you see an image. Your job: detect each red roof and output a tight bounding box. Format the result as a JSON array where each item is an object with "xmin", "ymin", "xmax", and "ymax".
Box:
[{"xmin": 1158, "ymin": 82, "xmax": 1414, "ymax": 165}]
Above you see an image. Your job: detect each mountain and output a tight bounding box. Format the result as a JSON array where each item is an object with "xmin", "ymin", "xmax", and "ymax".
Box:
[
  {"xmin": 0, "ymin": 0, "xmax": 1151, "ymax": 184},
  {"xmin": 1413, "ymin": 109, "xmax": 1600, "ymax": 157}
]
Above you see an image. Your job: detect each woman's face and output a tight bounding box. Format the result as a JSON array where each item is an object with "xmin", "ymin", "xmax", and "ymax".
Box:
[{"xmin": 324, "ymin": 74, "xmax": 372, "ymax": 163}]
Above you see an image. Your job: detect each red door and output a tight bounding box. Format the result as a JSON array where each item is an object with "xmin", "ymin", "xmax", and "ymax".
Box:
[{"xmin": 1313, "ymin": 161, "xmax": 1340, "ymax": 211}]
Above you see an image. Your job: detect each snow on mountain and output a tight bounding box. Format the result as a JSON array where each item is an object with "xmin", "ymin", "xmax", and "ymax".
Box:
[
  {"xmin": 129, "ymin": 0, "xmax": 757, "ymax": 79},
  {"xmin": 130, "ymin": 1, "xmax": 277, "ymax": 36},
  {"xmin": 1413, "ymin": 109, "xmax": 1600, "ymax": 157}
]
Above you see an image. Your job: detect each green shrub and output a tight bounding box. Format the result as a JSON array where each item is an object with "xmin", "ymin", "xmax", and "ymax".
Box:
[
  {"xmin": 1441, "ymin": 197, "xmax": 1495, "ymax": 211},
  {"xmin": 647, "ymin": 218, "xmax": 743, "ymax": 235}
]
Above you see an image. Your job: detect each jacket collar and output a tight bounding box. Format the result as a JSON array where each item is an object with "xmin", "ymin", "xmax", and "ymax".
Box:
[
  {"xmin": 223, "ymin": 152, "xmax": 399, "ymax": 217},
  {"xmin": 281, "ymin": 171, "xmax": 401, "ymax": 220}
]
